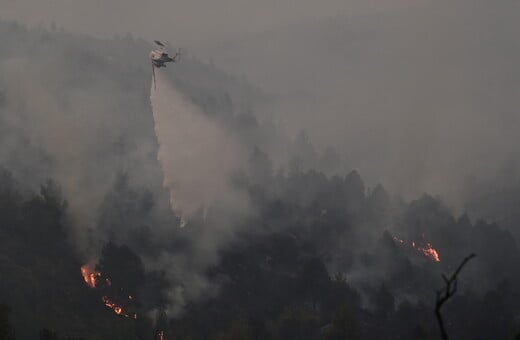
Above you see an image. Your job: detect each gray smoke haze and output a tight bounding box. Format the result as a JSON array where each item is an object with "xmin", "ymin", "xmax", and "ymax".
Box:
[
  {"xmin": 0, "ymin": 21, "xmax": 259, "ymax": 316},
  {"xmin": 0, "ymin": 0, "xmax": 421, "ymax": 44},
  {"xmin": 2, "ymin": 0, "xmax": 520, "ymax": 321},
  {"xmin": 194, "ymin": 0, "xmax": 520, "ymax": 211},
  {"xmin": 0, "ymin": 32, "xmax": 164, "ymax": 256},
  {"xmin": 5, "ymin": 0, "xmax": 519, "ymax": 213}
]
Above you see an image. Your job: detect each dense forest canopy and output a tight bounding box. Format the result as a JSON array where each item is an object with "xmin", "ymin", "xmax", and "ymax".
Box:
[{"xmin": 1, "ymin": 19, "xmax": 520, "ymax": 340}]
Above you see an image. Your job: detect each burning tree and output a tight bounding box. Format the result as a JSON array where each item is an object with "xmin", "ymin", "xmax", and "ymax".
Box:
[{"xmin": 80, "ymin": 242, "xmax": 145, "ymax": 319}]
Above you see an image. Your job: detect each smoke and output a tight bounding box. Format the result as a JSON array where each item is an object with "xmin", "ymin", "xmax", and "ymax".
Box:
[
  {"xmin": 194, "ymin": 0, "xmax": 520, "ymax": 212},
  {"xmin": 0, "ymin": 23, "xmax": 256, "ymax": 317},
  {"xmin": 3, "ymin": 0, "xmax": 520, "ymax": 223},
  {"xmin": 0, "ymin": 0, "xmax": 420, "ymax": 44},
  {"xmin": 0, "ymin": 57, "xmax": 113, "ymax": 248},
  {"xmin": 1, "ymin": 16, "xmax": 519, "ymax": 336},
  {"xmin": 0, "ymin": 36, "xmax": 163, "ymax": 257},
  {"xmin": 5, "ymin": 0, "xmax": 520, "ymax": 218}
]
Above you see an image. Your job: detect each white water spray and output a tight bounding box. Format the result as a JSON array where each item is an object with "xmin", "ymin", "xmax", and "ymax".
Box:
[{"xmin": 150, "ymin": 71, "xmax": 245, "ymax": 225}]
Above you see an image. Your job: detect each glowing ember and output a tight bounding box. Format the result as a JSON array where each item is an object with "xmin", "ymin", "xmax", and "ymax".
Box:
[
  {"xmin": 393, "ymin": 236, "xmax": 441, "ymax": 262},
  {"xmin": 102, "ymin": 296, "xmax": 121, "ymax": 315},
  {"xmin": 393, "ymin": 236, "xmax": 404, "ymax": 244},
  {"xmin": 80, "ymin": 264, "xmax": 101, "ymax": 288}
]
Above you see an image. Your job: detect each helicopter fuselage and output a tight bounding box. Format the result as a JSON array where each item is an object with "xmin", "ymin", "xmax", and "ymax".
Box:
[{"xmin": 150, "ymin": 50, "xmax": 175, "ymax": 68}]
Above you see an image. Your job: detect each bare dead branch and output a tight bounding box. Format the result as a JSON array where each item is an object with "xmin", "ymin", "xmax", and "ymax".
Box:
[{"xmin": 435, "ymin": 253, "xmax": 476, "ymax": 340}]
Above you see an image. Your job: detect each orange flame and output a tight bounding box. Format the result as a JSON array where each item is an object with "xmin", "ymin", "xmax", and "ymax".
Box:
[
  {"xmin": 393, "ymin": 236, "xmax": 441, "ymax": 262},
  {"xmin": 102, "ymin": 296, "xmax": 137, "ymax": 319},
  {"xmin": 81, "ymin": 263, "xmax": 137, "ymax": 319},
  {"xmin": 417, "ymin": 243, "xmax": 440, "ymax": 262},
  {"xmin": 81, "ymin": 264, "xmax": 101, "ymax": 288}
]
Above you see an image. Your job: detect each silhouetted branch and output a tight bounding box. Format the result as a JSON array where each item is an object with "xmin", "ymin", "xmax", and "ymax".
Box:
[{"xmin": 435, "ymin": 253, "xmax": 476, "ymax": 340}]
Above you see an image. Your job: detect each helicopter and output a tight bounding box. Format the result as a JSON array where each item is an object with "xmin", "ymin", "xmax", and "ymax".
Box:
[{"xmin": 150, "ymin": 40, "xmax": 182, "ymax": 89}]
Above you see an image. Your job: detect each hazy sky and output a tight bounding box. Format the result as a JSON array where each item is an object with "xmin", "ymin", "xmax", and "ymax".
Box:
[{"xmin": 0, "ymin": 0, "xmax": 423, "ymax": 44}]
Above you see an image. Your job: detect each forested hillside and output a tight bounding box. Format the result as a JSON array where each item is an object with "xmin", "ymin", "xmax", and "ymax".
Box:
[{"xmin": 1, "ymin": 20, "xmax": 520, "ymax": 340}]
